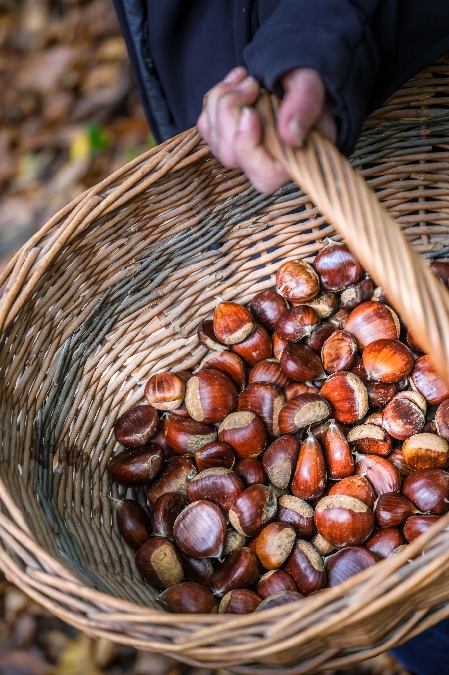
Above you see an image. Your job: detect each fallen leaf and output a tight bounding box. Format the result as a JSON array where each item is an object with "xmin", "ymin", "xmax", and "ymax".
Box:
[{"xmin": 51, "ymin": 634, "xmax": 102, "ymax": 675}]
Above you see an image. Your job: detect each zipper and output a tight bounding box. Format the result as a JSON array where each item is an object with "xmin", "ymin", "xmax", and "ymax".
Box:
[{"xmin": 249, "ymin": 0, "xmax": 259, "ymax": 37}]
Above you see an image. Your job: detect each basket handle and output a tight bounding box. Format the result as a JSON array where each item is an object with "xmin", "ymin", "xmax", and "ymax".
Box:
[{"xmin": 258, "ymin": 90, "xmax": 449, "ymax": 387}]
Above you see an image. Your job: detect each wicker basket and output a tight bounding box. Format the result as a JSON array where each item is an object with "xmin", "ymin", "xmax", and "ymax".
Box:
[{"xmin": 2, "ymin": 56, "xmax": 449, "ymax": 675}]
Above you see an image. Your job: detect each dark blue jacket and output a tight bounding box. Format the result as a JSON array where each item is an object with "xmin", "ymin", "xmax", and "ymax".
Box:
[{"xmin": 113, "ymin": 0, "xmax": 449, "ymax": 155}]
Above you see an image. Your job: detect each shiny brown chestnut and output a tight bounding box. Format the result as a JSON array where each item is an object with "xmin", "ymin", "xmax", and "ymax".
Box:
[
  {"xmin": 255, "ymin": 522, "xmax": 296, "ymax": 569},
  {"xmin": 144, "ymin": 372, "xmax": 186, "ymax": 411},
  {"xmin": 185, "ymin": 369, "xmax": 238, "ymax": 424},
  {"xmin": 135, "ymin": 537, "xmax": 184, "ymax": 590},
  {"xmin": 278, "ymin": 394, "xmax": 331, "ymax": 435},
  {"xmin": 276, "ymin": 306, "xmax": 320, "ymax": 343},
  {"xmin": 186, "ymin": 468, "xmax": 244, "ymax": 512},
  {"xmin": 114, "ymin": 405, "xmax": 158, "ymax": 448},
  {"xmin": 107, "ymin": 443, "xmax": 164, "ymax": 487},
  {"xmin": 311, "ymin": 533, "xmax": 335, "ymax": 556},
  {"xmin": 321, "ymin": 330, "xmax": 357, "ymax": 374},
  {"xmin": 256, "ymin": 590, "xmax": 304, "ymax": 610},
  {"xmin": 314, "ymin": 495, "xmax": 374, "ymax": 548},
  {"xmin": 145, "ymin": 456, "xmax": 197, "ymax": 504},
  {"xmin": 366, "ymin": 381, "xmax": 398, "ymax": 408},
  {"xmin": 313, "ymin": 240, "xmax": 364, "ymax": 291},
  {"xmin": 374, "ymin": 492, "xmax": 417, "ymax": 528},
  {"xmin": 276, "ymin": 494, "xmax": 316, "ymax": 539},
  {"xmin": 436, "ymin": 399, "xmax": 449, "ymax": 440},
  {"xmin": 388, "ymin": 447, "xmax": 413, "ymax": 478},
  {"xmin": 362, "ymin": 339, "xmax": 414, "ymax": 383},
  {"xmin": 284, "ymin": 381, "xmax": 319, "ymax": 400},
  {"xmin": 151, "ymin": 492, "xmax": 187, "ymax": 540},
  {"xmin": 164, "ymin": 416, "xmax": 217, "ymax": 455},
  {"xmin": 280, "ymin": 343, "xmax": 325, "ymax": 382},
  {"xmin": 173, "ymin": 500, "xmax": 227, "ymax": 558},
  {"xmin": 429, "ymin": 260, "xmax": 449, "ymax": 285},
  {"xmin": 219, "ymin": 589, "xmax": 262, "ymax": 614},
  {"xmin": 160, "ymin": 582, "xmax": 217, "ymax": 614},
  {"xmin": 238, "ymin": 383, "xmax": 285, "ymax": 438},
  {"xmin": 344, "ymin": 302, "xmax": 400, "ymax": 349},
  {"xmin": 276, "ymin": 259, "xmax": 320, "ymax": 302},
  {"xmin": 116, "ymin": 499, "xmax": 151, "ymax": 551},
  {"xmin": 424, "ymin": 420, "xmax": 438, "ymax": 434},
  {"xmin": 262, "ymin": 436, "xmax": 299, "ymax": 489},
  {"xmin": 405, "ymin": 329, "xmax": 423, "ymax": 352},
  {"xmin": 234, "ymin": 457, "xmax": 267, "ymax": 486},
  {"xmin": 382, "ymin": 395, "xmax": 425, "ymax": 441},
  {"xmin": 249, "ymin": 359, "xmax": 291, "ymax": 390},
  {"xmin": 328, "ymin": 476, "xmax": 375, "ymax": 509},
  {"xmin": 272, "ymin": 332, "xmax": 288, "ymax": 360},
  {"xmin": 326, "ymin": 546, "xmax": 379, "ymax": 587},
  {"xmin": 339, "ymin": 277, "xmax": 374, "ymax": 310},
  {"xmin": 410, "ymin": 355, "xmax": 449, "ymax": 404},
  {"xmin": 402, "ymin": 433, "xmax": 449, "ymax": 470},
  {"xmin": 299, "ymin": 291, "xmax": 339, "ymax": 318},
  {"xmin": 366, "ymin": 411, "xmax": 384, "ymax": 427},
  {"xmin": 249, "ymin": 290, "xmax": 288, "ymax": 330},
  {"xmin": 257, "ymin": 569, "xmax": 298, "ymax": 598},
  {"xmin": 229, "ymin": 484, "xmax": 277, "ymax": 537},
  {"xmin": 218, "ymin": 411, "xmax": 268, "ymax": 458},
  {"xmin": 402, "ymin": 469, "xmax": 449, "ymax": 515},
  {"xmin": 355, "ymin": 454, "xmax": 401, "ymax": 497},
  {"xmin": 180, "ymin": 555, "xmax": 214, "ymax": 586},
  {"xmin": 329, "ymin": 308, "xmax": 350, "ymax": 329},
  {"xmin": 231, "ymin": 324, "xmax": 273, "ymax": 366},
  {"xmin": 309, "ymin": 418, "xmax": 349, "ymax": 444},
  {"xmin": 198, "ymin": 351, "xmax": 246, "ymax": 391},
  {"xmin": 195, "ymin": 441, "xmax": 235, "ymax": 471},
  {"xmin": 306, "ymin": 322, "xmax": 338, "ymax": 356},
  {"xmin": 347, "ymin": 424, "xmax": 392, "ymax": 456},
  {"xmin": 322, "ymin": 419, "xmax": 354, "ymax": 480},
  {"xmin": 284, "ymin": 540, "xmax": 326, "ymax": 595},
  {"xmin": 223, "ymin": 529, "xmax": 247, "ymax": 556},
  {"xmin": 197, "ymin": 319, "xmax": 228, "ymax": 352},
  {"xmin": 320, "ymin": 372, "xmax": 368, "ymax": 424},
  {"xmin": 213, "ymin": 302, "xmax": 255, "ymax": 345},
  {"xmin": 403, "ymin": 514, "xmax": 441, "ymax": 542},
  {"xmin": 291, "ymin": 434, "xmax": 327, "ymax": 501},
  {"xmin": 365, "ymin": 527, "xmax": 406, "ymax": 558},
  {"xmin": 210, "ymin": 547, "xmax": 260, "ymax": 597}
]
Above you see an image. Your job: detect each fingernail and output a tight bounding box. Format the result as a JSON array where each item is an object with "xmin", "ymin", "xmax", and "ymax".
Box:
[
  {"xmin": 223, "ymin": 67, "xmax": 245, "ymax": 83},
  {"xmin": 235, "ymin": 76, "xmax": 258, "ymax": 92},
  {"xmin": 289, "ymin": 119, "xmax": 305, "ymax": 145},
  {"xmin": 238, "ymin": 107, "xmax": 252, "ymax": 131}
]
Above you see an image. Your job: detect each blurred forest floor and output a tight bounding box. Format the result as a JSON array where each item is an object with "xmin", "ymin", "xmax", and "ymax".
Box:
[{"xmin": 0, "ymin": 0, "xmax": 414, "ymax": 673}]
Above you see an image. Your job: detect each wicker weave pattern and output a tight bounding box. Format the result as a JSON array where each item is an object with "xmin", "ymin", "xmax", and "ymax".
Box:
[{"xmin": 1, "ymin": 58, "xmax": 449, "ymax": 673}]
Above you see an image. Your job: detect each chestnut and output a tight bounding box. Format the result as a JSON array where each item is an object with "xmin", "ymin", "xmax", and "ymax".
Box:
[
  {"xmin": 314, "ymin": 495, "xmax": 374, "ymax": 548},
  {"xmin": 320, "ymin": 372, "xmax": 368, "ymax": 424},
  {"xmin": 345, "ymin": 301, "xmax": 400, "ymax": 349},
  {"xmin": 262, "ymin": 436, "xmax": 299, "ymax": 489},
  {"xmin": 321, "ymin": 330, "xmax": 357, "ymax": 374},
  {"xmin": 346, "ymin": 424, "xmax": 392, "ymax": 456},
  {"xmin": 229, "ymin": 484, "xmax": 277, "ymax": 537},
  {"xmin": 326, "ymin": 547, "xmax": 379, "ymax": 587},
  {"xmin": 116, "ymin": 499, "xmax": 151, "ymax": 551},
  {"xmin": 164, "ymin": 416, "xmax": 217, "ymax": 455},
  {"xmin": 223, "ymin": 529, "xmax": 247, "ymax": 556},
  {"xmin": 284, "ymin": 381, "xmax": 319, "ymax": 400},
  {"xmin": 198, "ymin": 351, "xmax": 246, "ymax": 391},
  {"xmin": 366, "ymin": 411, "xmax": 384, "ymax": 427},
  {"xmin": 365, "ymin": 527, "xmax": 406, "ymax": 558},
  {"xmin": 305, "ymin": 323, "xmax": 336, "ymax": 356},
  {"xmin": 436, "ymin": 399, "xmax": 449, "ymax": 440},
  {"xmin": 276, "ymin": 306, "xmax": 320, "ymax": 343},
  {"xmin": 403, "ymin": 514, "xmax": 441, "ymax": 542},
  {"xmin": 185, "ymin": 369, "xmax": 238, "ymax": 424},
  {"xmin": 195, "ymin": 441, "xmax": 235, "ymax": 471},
  {"xmin": 410, "ymin": 355, "xmax": 449, "ymax": 404},
  {"xmin": 173, "ymin": 500, "xmax": 227, "ymax": 558},
  {"xmin": 280, "ymin": 343, "xmax": 325, "ymax": 382},
  {"xmin": 329, "ymin": 308, "xmax": 350, "ymax": 329},
  {"xmin": 328, "ymin": 475, "xmax": 375, "ymax": 509},
  {"xmin": 198, "ymin": 319, "xmax": 228, "ymax": 352},
  {"xmin": 311, "ymin": 533, "xmax": 335, "ymax": 556},
  {"xmin": 374, "ymin": 492, "xmax": 417, "ymax": 528},
  {"xmin": 402, "ymin": 433, "xmax": 449, "ymax": 470},
  {"xmin": 186, "ymin": 468, "xmax": 244, "ymax": 512},
  {"xmin": 145, "ymin": 456, "xmax": 197, "ymax": 504},
  {"xmin": 234, "ymin": 457, "xmax": 267, "ymax": 486},
  {"xmin": 272, "ymin": 332, "xmax": 288, "ymax": 360},
  {"xmin": 429, "ymin": 260, "xmax": 449, "ymax": 285},
  {"xmin": 144, "ymin": 372, "xmax": 186, "ymax": 411},
  {"xmin": 291, "ymin": 434, "xmax": 327, "ymax": 500},
  {"xmin": 362, "ymin": 339, "xmax": 414, "ymax": 384},
  {"xmin": 256, "ymin": 590, "xmax": 304, "ymax": 610},
  {"xmin": 107, "ymin": 443, "xmax": 164, "ymax": 487},
  {"xmin": 276, "ymin": 494, "xmax": 316, "ymax": 539},
  {"xmin": 257, "ymin": 569, "xmax": 298, "ymax": 599},
  {"xmin": 278, "ymin": 394, "xmax": 331, "ymax": 435},
  {"xmin": 322, "ymin": 419, "xmax": 354, "ymax": 480},
  {"xmin": 313, "ymin": 240, "xmax": 364, "ymax": 291},
  {"xmin": 135, "ymin": 537, "xmax": 184, "ymax": 590},
  {"xmin": 114, "ymin": 405, "xmax": 158, "ymax": 448},
  {"xmin": 249, "ymin": 359, "xmax": 291, "ymax": 390},
  {"xmin": 160, "ymin": 582, "xmax": 217, "ymax": 614},
  {"xmin": 213, "ymin": 302, "xmax": 255, "ymax": 345},
  {"xmin": 371, "ymin": 286, "xmax": 390, "ymax": 304},
  {"xmin": 218, "ymin": 411, "xmax": 268, "ymax": 458},
  {"xmin": 231, "ymin": 324, "xmax": 273, "ymax": 365},
  {"xmin": 151, "ymin": 492, "xmax": 187, "ymax": 540},
  {"xmin": 402, "ymin": 468, "xmax": 449, "ymax": 515},
  {"xmin": 382, "ymin": 395, "xmax": 425, "ymax": 441},
  {"xmin": 406, "ymin": 329, "xmax": 423, "ymax": 352},
  {"xmin": 151, "ymin": 418, "xmax": 174, "ymax": 458},
  {"xmin": 180, "ymin": 554, "xmax": 214, "ymax": 586},
  {"xmin": 339, "ymin": 277, "xmax": 374, "ymax": 310},
  {"xmin": 210, "ymin": 547, "xmax": 259, "ymax": 597},
  {"xmin": 424, "ymin": 420, "xmax": 438, "ymax": 434},
  {"xmin": 309, "ymin": 418, "xmax": 349, "ymax": 444},
  {"xmin": 355, "ymin": 454, "xmax": 401, "ymax": 497},
  {"xmin": 284, "ymin": 540, "xmax": 326, "ymax": 595},
  {"xmin": 249, "ymin": 290, "xmax": 288, "ymax": 330},
  {"xmin": 276, "ymin": 259, "xmax": 320, "ymax": 302},
  {"xmin": 219, "ymin": 589, "xmax": 261, "ymax": 614},
  {"xmin": 366, "ymin": 381, "xmax": 398, "ymax": 408},
  {"xmin": 238, "ymin": 383, "xmax": 285, "ymax": 437},
  {"xmin": 300, "ymin": 291, "xmax": 339, "ymax": 318},
  {"xmin": 255, "ymin": 522, "xmax": 296, "ymax": 569},
  {"xmin": 388, "ymin": 447, "xmax": 413, "ymax": 478}
]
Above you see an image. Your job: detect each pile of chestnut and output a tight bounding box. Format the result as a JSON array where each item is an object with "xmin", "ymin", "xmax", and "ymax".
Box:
[{"xmin": 108, "ymin": 240, "xmax": 449, "ymax": 616}]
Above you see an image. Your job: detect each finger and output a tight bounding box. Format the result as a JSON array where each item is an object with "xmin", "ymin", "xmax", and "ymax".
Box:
[
  {"xmin": 315, "ymin": 102, "xmax": 337, "ymax": 144},
  {"xmin": 197, "ymin": 67, "xmax": 247, "ymax": 146},
  {"xmin": 213, "ymin": 76, "xmax": 259, "ymax": 166},
  {"xmin": 234, "ymin": 107, "xmax": 290, "ymax": 193},
  {"xmin": 277, "ymin": 68, "xmax": 326, "ymax": 147}
]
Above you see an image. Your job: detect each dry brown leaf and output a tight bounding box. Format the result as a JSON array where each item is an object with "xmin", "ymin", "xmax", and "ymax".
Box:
[{"xmin": 51, "ymin": 634, "xmax": 102, "ymax": 675}]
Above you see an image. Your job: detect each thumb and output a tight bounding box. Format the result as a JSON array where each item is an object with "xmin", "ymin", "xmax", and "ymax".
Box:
[{"xmin": 277, "ymin": 68, "xmax": 326, "ymax": 147}]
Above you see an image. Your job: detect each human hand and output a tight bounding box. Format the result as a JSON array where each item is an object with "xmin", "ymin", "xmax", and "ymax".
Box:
[{"xmin": 197, "ymin": 66, "xmax": 336, "ymax": 193}]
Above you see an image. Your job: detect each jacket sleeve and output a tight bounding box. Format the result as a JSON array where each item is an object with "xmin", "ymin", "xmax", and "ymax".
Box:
[{"xmin": 243, "ymin": 0, "xmax": 395, "ymax": 155}]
